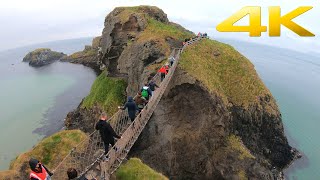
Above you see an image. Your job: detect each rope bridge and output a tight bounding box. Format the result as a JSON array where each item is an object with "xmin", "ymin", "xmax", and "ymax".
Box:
[{"xmin": 52, "ymin": 37, "xmax": 204, "ymax": 180}]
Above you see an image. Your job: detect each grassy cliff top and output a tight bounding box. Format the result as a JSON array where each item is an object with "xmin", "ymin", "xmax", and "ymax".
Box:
[
  {"xmin": 81, "ymin": 70, "xmax": 127, "ymax": 115},
  {"xmin": 114, "ymin": 5, "xmax": 193, "ymax": 56},
  {"xmin": 0, "ymin": 130, "xmax": 87, "ymax": 179},
  {"xmin": 116, "ymin": 158, "xmax": 168, "ymax": 180},
  {"xmin": 138, "ymin": 18, "xmax": 193, "ymax": 56},
  {"xmin": 67, "ymin": 48, "xmax": 96, "ymax": 60},
  {"xmin": 179, "ymin": 39, "xmax": 271, "ymax": 108},
  {"xmin": 114, "ymin": 6, "xmax": 167, "ymax": 23},
  {"xmin": 32, "ymin": 48, "xmax": 51, "ymax": 52}
]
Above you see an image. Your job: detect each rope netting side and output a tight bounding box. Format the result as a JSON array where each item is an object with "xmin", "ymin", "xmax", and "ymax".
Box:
[{"xmin": 52, "ymin": 109, "xmax": 131, "ymax": 179}]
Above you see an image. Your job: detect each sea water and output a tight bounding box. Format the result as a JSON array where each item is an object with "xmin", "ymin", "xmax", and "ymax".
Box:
[{"xmin": 0, "ymin": 38, "xmax": 96, "ymax": 170}]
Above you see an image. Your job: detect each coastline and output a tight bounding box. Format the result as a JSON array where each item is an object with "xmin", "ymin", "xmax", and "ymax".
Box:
[
  {"xmin": 33, "ymin": 63, "xmax": 97, "ymax": 137},
  {"xmin": 0, "ymin": 62, "xmax": 97, "ymax": 170},
  {"xmin": 283, "ymin": 126, "xmax": 308, "ymax": 179}
]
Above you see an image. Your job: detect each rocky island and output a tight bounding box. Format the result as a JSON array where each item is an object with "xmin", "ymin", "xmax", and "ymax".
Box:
[
  {"xmin": 1, "ymin": 5, "xmax": 298, "ymax": 180},
  {"xmin": 23, "ymin": 48, "xmax": 66, "ymax": 67}
]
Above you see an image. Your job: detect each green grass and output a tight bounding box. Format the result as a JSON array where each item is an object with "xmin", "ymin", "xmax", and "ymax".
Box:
[
  {"xmin": 116, "ymin": 158, "xmax": 168, "ymax": 180},
  {"xmin": 238, "ymin": 170, "xmax": 247, "ymax": 180},
  {"xmin": 141, "ymin": 18, "xmax": 193, "ymax": 42},
  {"xmin": 116, "ymin": 6, "xmax": 165, "ymax": 23},
  {"xmin": 68, "ymin": 48, "xmax": 96, "ymax": 59},
  {"xmin": 138, "ymin": 18, "xmax": 193, "ymax": 56},
  {"xmin": 0, "ymin": 130, "xmax": 87, "ymax": 179},
  {"xmin": 114, "ymin": 5, "xmax": 193, "ymax": 56},
  {"xmin": 179, "ymin": 39, "xmax": 270, "ymax": 108},
  {"xmin": 32, "ymin": 48, "xmax": 51, "ymax": 53},
  {"xmin": 81, "ymin": 71, "xmax": 127, "ymax": 115},
  {"xmin": 227, "ymin": 135, "xmax": 255, "ymax": 160}
]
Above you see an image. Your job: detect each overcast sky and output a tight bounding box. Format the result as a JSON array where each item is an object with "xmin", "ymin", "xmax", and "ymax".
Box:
[{"xmin": 0, "ymin": 0, "xmax": 319, "ymax": 53}]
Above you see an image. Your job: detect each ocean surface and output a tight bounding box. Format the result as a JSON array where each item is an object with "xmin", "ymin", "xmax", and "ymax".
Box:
[
  {"xmin": 0, "ymin": 38, "xmax": 97, "ymax": 170},
  {"xmin": 219, "ymin": 38, "xmax": 320, "ymax": 180}
]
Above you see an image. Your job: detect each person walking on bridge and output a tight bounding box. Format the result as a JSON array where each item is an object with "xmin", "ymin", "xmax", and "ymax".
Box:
[
  {"xmin": 29, "ymin": 158, "xmax": 53, "ymax": 180},
  {"xmin": 119, "ymin": 96, "xmax": 139, "ymax": 122},
  {"xmin": 141, "ymin": 83, "xmax": 152, "ymax": 100},
  {"xmin": 158, "ymin": 65, "xmax": 168, "ymax": 82},
  {"xmin": 95, "ymin": 112, "xmax": 121, "ymax": 160},
  {"xmin": 148, "ymin": 80, "xmax": 159, "ymax": 96},
  {"xmin": 165, "ymin": 63, "xmax": 170, "ymax": 74},
  {"xmin": 169, "ymin": 56, "xmax": 175, "ymax": 67},
  {"xmin": 134, "ymin": 92, "xmax": 147, "ymax": 111}
]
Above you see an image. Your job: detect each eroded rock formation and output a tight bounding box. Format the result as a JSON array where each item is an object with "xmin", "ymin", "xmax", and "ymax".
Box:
[{"xmin": 23, "ymin": 48, "xmax": 66, "ymax": 67}]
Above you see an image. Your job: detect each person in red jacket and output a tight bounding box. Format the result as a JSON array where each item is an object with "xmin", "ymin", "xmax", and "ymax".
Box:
[
  {"xmin": 164, "ymin": 63, "xmax": 170, "ymax": 74},
  {"xmin": 29, "ymin": 158, "xmax": 53, "ymax": 180},
  {"xmin": 158, "ymin": 65, "xmax": 168, "ymax": 82}
]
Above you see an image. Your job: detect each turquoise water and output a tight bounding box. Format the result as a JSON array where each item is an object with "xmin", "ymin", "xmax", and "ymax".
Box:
[
  {"xmin": 0, "ymin": 38, "xmax": 96, "ymax": 170},
  {"xmin": 219, "ymin": 39, "xmax": 320, "ymax": 180}
]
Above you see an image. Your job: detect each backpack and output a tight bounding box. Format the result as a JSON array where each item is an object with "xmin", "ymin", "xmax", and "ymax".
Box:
[{"xmin": 141, "ymin": 88, "xmax": 149, "ymax": 98}]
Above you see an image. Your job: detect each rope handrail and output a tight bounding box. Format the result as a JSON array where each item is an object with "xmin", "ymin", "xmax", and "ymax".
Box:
[{"xmin": 52, "ymin": 36, "xmax": 204, "ymax": 179}]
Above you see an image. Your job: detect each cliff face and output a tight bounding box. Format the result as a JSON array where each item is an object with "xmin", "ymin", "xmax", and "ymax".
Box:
[
  {"xmin": 23, "ymin": 48, "xmax": 66, "ymax": 67},
  {"xmin": 131, "ymin": 68, "xmax": 272, "ymax": 179},
  {"xmin": 130, "ymin": 39, "xmax": 295, "ymax": 179},
  {"xmin": 64, "ymin": 6, "xmax": 295, "ymax": 179},
  {"xmin": 65, "ymin": 6, "xmax": 193, "ymax": 131}
]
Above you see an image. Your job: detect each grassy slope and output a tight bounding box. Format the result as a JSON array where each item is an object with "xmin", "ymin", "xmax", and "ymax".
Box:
[
  {"xmin": 0, "ymin": 130, "xmax": 87, "ymax": 179},
  {"xmin": 227, "ymin": 135, "xmax": 255, "ymax": 160},
  {"xmin": 116, "ymin": 6, "xmax": 193, "ymax": 56},
  {"xmin": 138, "ymin": 18, "xmax": 193, "ymax": 56},
  {"xmin": 180, "ymin": 39, "xmax": 270, "ymax": 108},
  {"xmin": 68, "ymin": 48, "xmax": 96, "ymax": 59},
  {"xmin": 81, "ymin": 70, "xmax": 127, "ymax": 115},
  {"xmin": 116, "ymin": 158, "xmax": 168, "ymax": 180}
]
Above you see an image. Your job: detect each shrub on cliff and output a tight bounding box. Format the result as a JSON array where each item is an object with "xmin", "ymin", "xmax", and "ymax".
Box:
[
  {"xmin": 81, "ymin": 70, "xmax": 127, "ymax": 115},
  {"xmin": 116, "ymin": 158, "xmax": 168, "ymax": 180},
  {"xmin": 0, "ymin": 130, "xmax": 87, "ymax": 179}
]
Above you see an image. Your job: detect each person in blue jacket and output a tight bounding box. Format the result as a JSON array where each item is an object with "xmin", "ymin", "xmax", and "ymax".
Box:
[{"xmin": 120, "ymin": 96, "xmax": 139, "ymax": 122}]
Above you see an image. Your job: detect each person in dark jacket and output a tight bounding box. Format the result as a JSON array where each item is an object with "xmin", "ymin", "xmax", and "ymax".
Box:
[
  {"xmin": 148, "ymin": 80, "xmax": 159, "ymax": 95},
  {"xmin": 95, "ymin": 112, "xmax": 121, "ymax": 158},
  {"xmin": 29, "ymin": 158, "xmax": 53, "ymax": 180},
  {"xmin": 120, "ymin": 96, "xmax": 139, "ymax": 122},
  {"xmin": 134, "ymin": 92, "xmax": 147, "ymax": 111}
]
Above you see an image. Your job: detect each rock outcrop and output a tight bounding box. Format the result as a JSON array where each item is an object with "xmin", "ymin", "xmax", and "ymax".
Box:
[
  {"xmin": 23, "ymin": 48, "xmax": 66, "ymax": 67},
  {"xmin": 64, "ymin": 5, "xmax": 296, "ymax": 180},
  {"xmin": 129, "ymin": 39, "xmax": 296, "ymax": 179},
  {"xmin": 61, "ymin": 36, "xmax": 102, "ymax": 73},
  {"xmin": 64, "ymin": 6, "xmax": 193, "ymax": 131}
]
